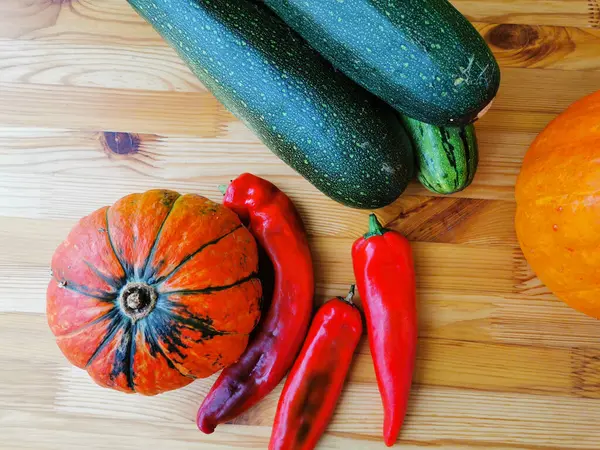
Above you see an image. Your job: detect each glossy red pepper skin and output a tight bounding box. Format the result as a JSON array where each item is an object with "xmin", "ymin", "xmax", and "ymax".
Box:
[
  {"xmin": 269, "ymin": 289, "xmax": 363, "ymax": 450},
  {"xmin": 352, "ymin": 214, "xmax": 417, "ymax": 447},
  {"xmin": 197, "ymin": 173, "xmax": 314, "ymax": 434}
]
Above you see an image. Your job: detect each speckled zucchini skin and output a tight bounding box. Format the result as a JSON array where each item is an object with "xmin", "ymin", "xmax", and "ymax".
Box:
[
  {"xmin": 401, "ymin": 116, "xmax": 478, "ymax": 194},
  {"xmin": 127, "ymin": 0, "xmax": 414, "ymax": 209},
  {"xmin": 265, "ymin": 0, "xmax": 501, "ymax": 126}
]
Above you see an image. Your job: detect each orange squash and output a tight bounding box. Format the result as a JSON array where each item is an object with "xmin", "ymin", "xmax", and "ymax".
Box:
[
  {"xmin": 516, "ymin": 89, "xmax": 600, "ymax": 318},
  {"xmin": 47, "ymin": 190, "xmax": 262, "ymax": 395}
]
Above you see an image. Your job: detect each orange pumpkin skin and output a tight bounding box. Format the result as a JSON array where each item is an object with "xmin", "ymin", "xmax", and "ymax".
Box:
[
  {"xmin": 47, "ymin": 190, "xmax": 262, "ymax": 395},
  {"xmin": 516, "ymin": 90, "xmax": 600, "ymax": 318}
]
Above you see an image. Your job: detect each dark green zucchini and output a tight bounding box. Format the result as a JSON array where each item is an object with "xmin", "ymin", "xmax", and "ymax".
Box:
[
  {"xmin": 264, "ymin": 0, "xmax": 500, "ymax": 126},
  {"xmin": 401, "ymin": 116, "xmax": 478, "ymax": 194},
  {"xmin": 127, "ymin": 0, "xmax": 414, "ymax": 209}
]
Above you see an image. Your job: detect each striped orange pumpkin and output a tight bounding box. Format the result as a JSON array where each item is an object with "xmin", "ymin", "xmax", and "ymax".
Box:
[{"xmin": 47, "ymin": 190, "xmax": 262, "ymax": 395}]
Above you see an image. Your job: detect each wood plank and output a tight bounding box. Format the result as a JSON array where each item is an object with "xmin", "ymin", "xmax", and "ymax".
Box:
[
  {"xmin": 5, "ymin": 370, "xmax": 600, "ymax": 450},
  {"xmin": 0, "ymin": 126, "xmax": 521, "ymax": 239},
  {"xmin": 0, "ymin": 82, "xmax": 230, "ymax": 137},
  {"xmin": 5, "ymin": 216, "xmax": 600, "ymax": 352},
  {"xmin": 1, "ymin": 0, "xmax": 596, "ymax": 45},
  {"xmin": 0, "ymin": 325, "xmax": 590, "ymax": 448},
  {"xmin": 10, "ymin": 265, "xmax": 600, "ymax": 350},
  {"xmin": 3, "ymin": 311, "xmax": 600, "ymax": 448},
  {"xmin": 6, "ymin": 262, "xmax": 597, "ymax": 349},
  {"xmin": 0, "ymin": 24, "xmax": 598, "ymax": 96},
  {"xmin": 0, "ymin": 194, "xmax": 518, "ymax": 249},
  {"xmin": 0, "ymin": 0, "xmax": 154, "ymax": 42},
  {"xmin": 1, "ymin": 66, "xmax": 598, "ymax": 136},
  {"xmin": 0, "ymin": 265, "xmax": 51, "ymax": 314},
  {"xmin": 353, "ymin": 338, "xmax": 575, "ymax": 396},
  {"xmin": 0, "ymin": 124, "xmax": 525, "ymax": 204},
  {"xmin": 0, "ymin": 411, "xmax": 546, "ymax": 450},
  {"xmin": 494, "ymin": 68, "xmax": 600, "ymax": 114},
  {"xmin": 0, "ymin": 138, "xmax": 519, "ymax": 204},
  {"xmin": 0, "ymin": 227, "xmax": 517, "ymax": 298},
  {"xmin": 313, "ymin": 236, "xmax": 516, "ymax": 296},
  {"xmin": 1, "ymin": 65, "xmax": 598, "ymax": 204},
  {"xmin": 0, "ymin": 314, "xmax": 62, "ymax": 413},
  {"xmin": 479, "ymin": 23, "xmax": 600, "ymax": 70},
  {"xmin": 454, "ymin": 0, "xmax": 598, "ymax": 29},
  {"xmin": 234, "ymin": 384, "xmax": 600, "ymax": 449},
  {"xmin": 0, "ymin": 40, "xmax": 205, "ymax": 92},
  {"xmin": 2, "ymin": 313, "xmax": 575, "ymax": 400}
]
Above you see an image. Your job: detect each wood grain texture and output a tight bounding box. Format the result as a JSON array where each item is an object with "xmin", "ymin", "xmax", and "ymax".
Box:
[
  {"xmin": 1, "ymin": 66, "xmax": 599, "ymax": 131},
  {"xmin": 2, "ymin": 0, "xmax": 600, "ymax": 449},
  {"xmin": 0, "ymin": 40, "xmax": 206, "ymax": 92},
  {"xmin": 0, "ymin": 0, "xmax": 597, "ymax": 45},
  {"xmin": 4, "ymin": 311, "xmax": 600, "ymax": 449},
  {"xmin": 454, "ymin": 0, "xmax": 598, "ymax": 28},
  {"xmin": 0, "ymin": 23, "xmax": 599, "ymax": 97},
  {"xmin": 480, "ymin": 23, "xmax": 600, "ymax": 70}
]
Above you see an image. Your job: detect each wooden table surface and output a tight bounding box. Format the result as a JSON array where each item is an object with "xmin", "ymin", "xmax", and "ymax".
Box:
[{"xmin": 2, "ymin": 1, "xmax": 600, "ymax": 449}]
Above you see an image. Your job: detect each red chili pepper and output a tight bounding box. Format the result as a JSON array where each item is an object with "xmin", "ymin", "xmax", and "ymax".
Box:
[
  {"xmin": 197, "ymin": 173, "xmax": 314, "ymax": 434},
  {"xmin": 269, "ymin": 287, "xmax": 363, "ymax": 450},
  {"xmin": 352, "ymin": 214, "xmax": 417, "ymax": 447}
]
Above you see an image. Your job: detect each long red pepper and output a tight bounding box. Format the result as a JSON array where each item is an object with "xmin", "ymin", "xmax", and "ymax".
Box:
[
  {"xmin": 197, "ymin": 173, "xmax": 314, "ymax": 434},
  {"xmin": 269, "ymin": 287, "xmax": 363, "ymax": 450},
  {"xmin": 352, "ymin": 214, "xmax": 417, "ymax": 447}
]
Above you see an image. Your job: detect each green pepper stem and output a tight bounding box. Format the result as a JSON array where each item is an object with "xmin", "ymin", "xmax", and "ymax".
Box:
[
  {"xmin": 218, "ymin": 184, "xmax": 228, "ymax": 195},
  {"xmin": 364, "ymin": 214, "xmax": 388, "ymax": 239}
]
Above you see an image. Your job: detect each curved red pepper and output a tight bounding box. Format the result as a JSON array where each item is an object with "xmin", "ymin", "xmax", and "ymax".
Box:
[
  {"xmin": 352, "ymin": 214, "xmax": 417, "ymax": 447},
  {"xmin": 197, "ymin": 173, "xmax": 314, "ymax": 434},
  {"xmin": 269, "ymin": 287, "xmax": 363, "ymax": 450}
]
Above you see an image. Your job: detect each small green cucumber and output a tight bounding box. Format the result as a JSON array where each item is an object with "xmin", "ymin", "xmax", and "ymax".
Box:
[{"xmin": 401, "ymin": 116, "xmax": 478, "ymax": 194}]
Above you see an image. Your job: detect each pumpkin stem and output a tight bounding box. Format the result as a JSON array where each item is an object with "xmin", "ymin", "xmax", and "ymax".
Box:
[
  {"xmin": 119, "ymin": 282, "xmax": 157, "ymax": 322},
  {"xmin": 126, "ymin": 292, "xmax": 142, "ymax": 309}
]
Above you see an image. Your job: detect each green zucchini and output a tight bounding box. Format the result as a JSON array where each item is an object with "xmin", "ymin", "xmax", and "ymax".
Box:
[
  {"xmin": 401, "ymin": 116, "xmax": 478, "ymax": 194},
  {"xmin": 264, "ymin": 0, "xmax": 500, "ymax": 126},
  {"xmin": 127, "ymin": 0, "xmax": 414, "ymax": 209}
]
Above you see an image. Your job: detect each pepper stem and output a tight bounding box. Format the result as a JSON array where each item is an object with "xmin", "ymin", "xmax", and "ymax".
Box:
[
  {"xmin": 344, "ymin": 285, "xmax": 356, "ymax": 303},
  {"xmin": 364, "ymin": 213, "xmax": 388, "ymax": 239},
  {"xmin": 218, "ymin": 184, "xmax": 228, "ymax": 195}
]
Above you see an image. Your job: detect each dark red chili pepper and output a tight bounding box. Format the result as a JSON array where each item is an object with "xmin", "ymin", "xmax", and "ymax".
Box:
[
  {"xmin": 352, "ymin": 214, "xmax": 417, "ymax": 447},
  {"xmin": 197, "ymin": 173, "xmax": 314, "ymax": 434},
  {"xmin": 269, "ymin": 286, "xmax": 362, "ymax": 450}
]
